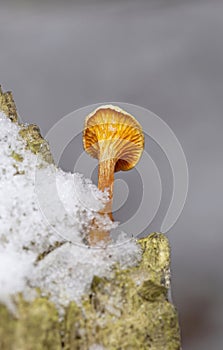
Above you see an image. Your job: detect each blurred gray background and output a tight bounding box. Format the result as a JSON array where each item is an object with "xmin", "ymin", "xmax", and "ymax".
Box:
[{"xmin": 1, "ymin": 0, "xmax": 223, "ymax": 349}]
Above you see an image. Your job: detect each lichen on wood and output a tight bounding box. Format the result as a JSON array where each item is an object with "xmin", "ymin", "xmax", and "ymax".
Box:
[
  {"xmin": 0, "ymin": 233, "xmax": 181, "ymax": 350},
  {"xmin": 19, "ymin": 124, "xmax": 54, "ymax": 164},
  {"xmin": 0, "ymin": 85, "xmax": 18, "ymax": 122}
]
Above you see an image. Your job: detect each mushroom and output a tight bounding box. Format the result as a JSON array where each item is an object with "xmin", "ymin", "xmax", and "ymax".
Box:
[{"xmin": 83, "ymin": 105, "xmax": 144, "ymax": 245}]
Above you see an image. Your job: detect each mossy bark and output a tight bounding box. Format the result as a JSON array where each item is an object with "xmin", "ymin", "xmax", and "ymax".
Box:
[
  {"xmin": 0, "ymin": 86, "xmax": 181, "ymax": 350},
  {"xmin": 0, "ymin": 234, "xmax": 181, "ymax": 350}
]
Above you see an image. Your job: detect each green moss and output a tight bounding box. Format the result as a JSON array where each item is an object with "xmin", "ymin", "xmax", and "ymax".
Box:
[
  {"xmin": 19, "ymin": 124, "xmax": 54, "ymax": 164},
  {"xmin": 0, "ymin": 85, "xmax": 53, "ymax": 164},
  {"xmin": 16, "ymin": 297, "xmax": 61, "ymax": 350},
  {"xmin": 62, "ymin": 302, "xmax": 87, "ymax": 350},
  {"xmin": 11, "ymin": 151, "xmax": 24, "ymax": 162},
  {"xmin": 0, "ymin": 304, "xmax": 16, "ymax": 350},
  {"xmin": 138, "ymin": 232, "xmax": 171, "ymax": 288},
  {"xmin": 78, "ymin": 236, "xmax": 180, "ymax": 349},
  {"xmin": 0, "ymin": 233, "xmax": 181, "ymax": 350},
  {"xmin": 0, "ymin": 85, "xmax": 18, "ymax": 122},
  {"xmin": 0, "ymin": 297, "xmax": 61, "ymax": 350},
  {"xmin": 138, "ymin": 279, "xmax": 168, "ymax": 302}
]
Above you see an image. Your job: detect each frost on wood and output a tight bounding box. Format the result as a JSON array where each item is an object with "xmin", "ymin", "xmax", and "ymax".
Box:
[{"xmin": 0, "ymin": 86, "xmax": 181, "ymax": 350}]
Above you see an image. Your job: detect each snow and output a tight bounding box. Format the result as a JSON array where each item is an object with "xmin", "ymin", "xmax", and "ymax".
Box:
[
  {"xmin": 88, "ymin": 345, "xmax": 106, "ymax": 350},
  {"xmin": 0, "ymin": 112, "xmax": 141, "ymax": 310},
  {"xmin": 0, "ymin": 244, "xmax": 35, "ymax": 310}
]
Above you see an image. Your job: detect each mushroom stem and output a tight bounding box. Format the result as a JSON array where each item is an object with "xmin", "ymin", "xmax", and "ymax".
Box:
[
  {"xmin": 83, "ymin": 105, "xmax": 144, "ymax": 246},
  {"xmin": 88, "ymin": 155, "xmax": 115, "ymax": 246},
  {"xmin": 98, "ymin": 157, "xmax": 116, "ymax": 220}
]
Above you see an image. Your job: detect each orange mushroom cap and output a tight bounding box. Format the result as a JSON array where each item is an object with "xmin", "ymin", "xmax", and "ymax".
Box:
[{"xmin": 83, "ymin": 105, "xmax": 144, "ymax": 171}]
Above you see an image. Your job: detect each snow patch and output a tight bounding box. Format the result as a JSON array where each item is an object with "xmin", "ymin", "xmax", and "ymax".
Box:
[{"xmin": 0, "ymin": 112, "xmax": 141, "ymax": 310}]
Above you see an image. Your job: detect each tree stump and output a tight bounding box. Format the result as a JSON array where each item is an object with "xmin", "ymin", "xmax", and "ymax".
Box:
[{"xmin": 0, "ymin": 86, "xmax": 181, "ymax": 350}]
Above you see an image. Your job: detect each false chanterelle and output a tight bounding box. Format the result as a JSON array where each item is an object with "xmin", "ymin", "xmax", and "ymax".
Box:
[{"xmin": 83, "ymin": 105, "xmax": 144, "ymax": 245}]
